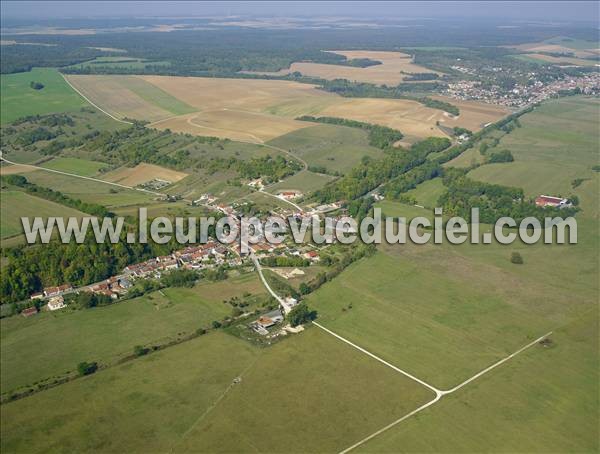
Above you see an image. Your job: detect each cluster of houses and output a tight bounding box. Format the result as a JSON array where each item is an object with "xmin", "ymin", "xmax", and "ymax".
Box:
[{"xmin": 534, "ymin": 195, "xmax": 572, "ymax": 208}]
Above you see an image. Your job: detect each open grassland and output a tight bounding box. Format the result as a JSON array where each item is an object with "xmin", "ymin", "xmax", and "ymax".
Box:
[
  {"xmin": 1, "ymin": 68, "xmax": 87, "ymax": 124},
  {"xmin": 65, "ymin": 74, "xmax": 505, "ymax": 143},
  {"xmin": 40, "ymin": 157, "xmax": 108, "ymax": 177},
  {"xmin": 0, "ymin": 273, "xmax": 265, "ymax": 395},
  {"xmin": 102, "ymin": 163, "xmax": 188, "ymax": 186},
  {"xmin": 267, "ymin": 124, "xmax": 385, "ymax": 174},
  {"xmin": 404, "ymin": 177, "xmax": 446, "ymax": 208},
  {"xmin": 469, "ymin": 97, "xmax": 599, "ymax": 197},
  {"xmin": 267, "ymin": 170, "xmax": 336, "ymax": 194},
  {"xmin": 243, "ymin": 50, "xmax": 443, "ymax": 86},
  {"xmin": 1, "ymin": 328, "xmax": 433, "ymax": 453},
  {"xmin": 358, "ymin": 313, "xmax": 598, "ymax": 453},
  {"xmin": 0, "ymin": 190, "xmax": 86, "ymax": 239}
]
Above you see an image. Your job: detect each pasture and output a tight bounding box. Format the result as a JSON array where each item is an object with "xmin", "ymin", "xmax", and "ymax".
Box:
[
  {"xmin": 468, "ymin": 96, "xmax": 599, "ymax": 196},
  {"xmin": 358, "ymin": 313, "xmax": 598, "ymax": 453},
  {"xmin": 40, "ymin": 157, "xmax": 108, "ymax": 177},
  {"xmin": 0, "ymin": 190, "xmax": 86, "ymax": 239},
  {"xmin": 1, "ymin": 68, "xmax": 87, "ymax": 124},
  {"xmin": 267, "ymin": 170, "xmax": 336, "ymax": 194},
  {"xmin": 1, "ymin": 328, "xmax": 433, "ymax": 453},
  {"xmin": 404, "ymin": 177, "xmax": 445, "ymax": 208},
  {"xmin": 267, "ymin": 124, "xmax": 385, "ymax": 174},
  {"xmin": 0, "ymin": 273, "xmax": 266, "ymax": 396}
]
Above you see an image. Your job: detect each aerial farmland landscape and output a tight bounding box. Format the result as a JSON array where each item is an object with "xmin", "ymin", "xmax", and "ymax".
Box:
[{"xmin": 0, "ymin": 1, "xmax": 598, "ymax": 453}]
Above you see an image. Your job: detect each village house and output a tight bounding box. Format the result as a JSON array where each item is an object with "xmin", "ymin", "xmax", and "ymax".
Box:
[
  {"xmin": 535, "ymin": 195, "xmax": 571, "ymax": 208},
  {"xmin": 30, "ymin": 292, "xmax": 43, "ymax": 301},
  {"xmin": 47, "ymin": 296, "xmax": 66, "ymax": 311},
  {"xmin": 303, "ymin": 250, "xmax": 320, "ymax": 261},
  {"xmin": 21, "ymin": 307, "xmax": 38, "ymax": 317},
  {"xmin": 278, "ymin": 190, "xmax": 303, "ymax": 200},
  {"xmin": 43, "ymin": 284, "xmax": 72, "ymax": 298}
]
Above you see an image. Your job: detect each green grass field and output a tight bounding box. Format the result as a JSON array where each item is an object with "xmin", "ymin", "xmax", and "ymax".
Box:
[
  {"xmin": 358, "ymin": 313, "xmax": 598, "ymax": 453},
  {"xmin": 0, "ymin": 190, "xmax": 86, "ymax": 239},
  {"xmin": 40, "ymin": 157, "xmax": 108, "ymax": 177},
  {"xmin": 1, "ymin": 328, "xmax": 433, "ymax": 453},
  {"xmin": 1, "ymin": 68, "xmax": 87, "ymax": 124},
  {"xmin": 468, "ymin": 97, "xmax": 599, "ymax": 197},
  {"xmin": 267, "ymin": 169, "xmax": 336, "ymax": 194},
  {"xmin": 267, "ymin": 124, "xmax": 384, "ymax": 174},
  {"xmin": 404, "ymin": 177, "xmax": 446, "ymax": 208},
  {"xmin": 0, "ymin": 273, "xmax": 266, "ymax": 395}
]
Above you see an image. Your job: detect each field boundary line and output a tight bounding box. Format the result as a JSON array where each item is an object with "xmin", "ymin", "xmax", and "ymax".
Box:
[{"xmin": 61, "ymin": 74, "xmax": 133, "ymax": 125}]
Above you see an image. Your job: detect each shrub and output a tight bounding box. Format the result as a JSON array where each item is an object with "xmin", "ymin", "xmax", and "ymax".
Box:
[{"xmin": 510, "ymin": 252, "xmax": 524, "ymax": 264}]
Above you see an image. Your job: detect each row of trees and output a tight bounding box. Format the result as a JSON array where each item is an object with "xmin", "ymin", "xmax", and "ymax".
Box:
[{"xmin": 312, "ymin": 136, "xmax": 451, "ymax": 203}]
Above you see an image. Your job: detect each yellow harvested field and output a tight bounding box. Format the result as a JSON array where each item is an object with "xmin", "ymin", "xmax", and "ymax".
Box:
[
  {"xmin": 66, "ymin": 75, "xmax": 172, "ymax": 122},
  {"xmin": 139, "ymin": 75, "xmax": 337, "ymax": 113},
  {"xmin": 152, "ymin": 109, "xmax": 315, "ymax": 144},
  {"xmin": 64, "ymin": 74, "xmax": 508, "ymax": 143},
  {"xmin": 102, "ymin": 163, "xmax": 188, "ymax": 186},
  {"xmin": 241, "ymin": 50, "xmax": 441, "ymax": 86},
  {"xmin": 320, "ymin": 96, "xmax": 509, "ymax": 141}
]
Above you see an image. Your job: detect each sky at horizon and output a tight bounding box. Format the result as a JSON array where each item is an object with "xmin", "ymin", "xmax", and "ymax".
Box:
[{"xmin": 1, "ymin": 1, "xmax": 598, "ymax": 23}]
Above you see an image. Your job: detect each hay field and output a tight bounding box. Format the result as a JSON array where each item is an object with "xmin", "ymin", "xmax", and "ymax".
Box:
[
  {"xmin": 64, "ymin": 74, "xmax": 508, "ymax": 143},
  {"xmin": 102, "ymin": 163, "xmax": 188, "ymax": 186},
  {"xmin": 321, "ymin": 96, "xmax": 508, "ymax": 141},
  {"xmin": 243, "ymin": 50, "xmax": 442, "ymax": 85},
  {"xmin": 152, "ymin": 109, "xmax": 314, "ymax": 143}
]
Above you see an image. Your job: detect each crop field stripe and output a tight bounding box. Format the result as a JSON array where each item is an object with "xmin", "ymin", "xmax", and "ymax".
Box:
[{"xmin": 61, "ymin": 74, "xmax": 133, "ymax": 125}]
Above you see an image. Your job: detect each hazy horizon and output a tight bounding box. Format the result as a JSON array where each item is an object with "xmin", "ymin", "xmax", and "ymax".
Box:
[{"xmin": 1, "ymin": 1, "xmax": 599, "ymax": 23}]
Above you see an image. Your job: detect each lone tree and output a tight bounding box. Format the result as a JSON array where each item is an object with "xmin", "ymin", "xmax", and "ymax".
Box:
[
  {"xmin": 287, "ymin": 303, "xmax": 317, "ymax": 327},
  {"xmin": 29, "ymin": 81, "xmax": 44, "ymax": 90},
  {"xmin": 510, "ymin": 252, "xmax": 524, "ymax": 264}
]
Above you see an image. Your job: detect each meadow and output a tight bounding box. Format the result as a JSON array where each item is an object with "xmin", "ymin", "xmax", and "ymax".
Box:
[
  {"xmin": 469, "ymin": 97, "xmax": 599, "ymax": 196},
  {"xmin": 0, "ymin": 68, "xmax": 88, "ymax": 124},
  {"xmin": 267, "ymin": 124, "xmax": 385, "ymax": 174},
  {"xmin": 0, "ymin": 190, "xmax": 86, "ymax": 239},
  {"xmin": 0, "ymin": 328, "xmax": 433, "ymax": 453},
  {"xmin": 40, "ymin": 157, "xmax": 108, "ymax": 177},
  {"xmin": 0, "ymin": 273, "xmax": 266, "ymax": 396}
]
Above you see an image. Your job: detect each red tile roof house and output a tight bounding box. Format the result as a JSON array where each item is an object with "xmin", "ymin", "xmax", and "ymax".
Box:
[
  {"xmin": 21, "ymin": 307, "xmax": 38, "ymax": 317},
  {"xmin": 535, "ymin": 195, "xmax": 570, "ymax": 208},
  {"xmin": 43, "ymin": 284, "xmax": 73, "ymax": 297}
]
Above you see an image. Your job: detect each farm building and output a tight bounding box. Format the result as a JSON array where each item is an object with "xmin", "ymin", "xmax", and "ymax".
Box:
[
  {"xmin": 47, "ymin": 296, "xmax": 66, "ymax": 311},
  {"xmin": 21, "ymin": 307, "xmax": 38, "ymax": 317},
  {"xmin": 535, "ymin": 195, "xmax": 571, "ymax": 208},
  {"xmin": 43, "ymin": 284, "xmax": 72, "ymax": 298}
]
